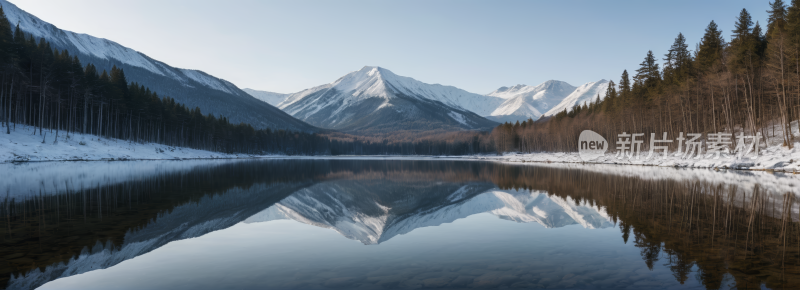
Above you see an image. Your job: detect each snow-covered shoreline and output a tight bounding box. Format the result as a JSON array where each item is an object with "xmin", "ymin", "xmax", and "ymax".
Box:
[
  {"xmin": 2, "ymin": 123, "xmax": 800, "ymax": 175},
  {"xmin": 462, "ymin": 121, "xmax": 800, "ymax": 173},
  {"xmin": 0, "ymin": 124, "xmax": 271, "ymax": 163},
  {"xmin": 460, "ymin": 144, "xmax": 800, "ymax": 173}
]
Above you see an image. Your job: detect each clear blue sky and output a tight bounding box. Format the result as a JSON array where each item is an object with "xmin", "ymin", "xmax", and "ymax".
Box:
[{"xmin": 11, "ymin": 0, "xmax": 769, "ymax": 94}]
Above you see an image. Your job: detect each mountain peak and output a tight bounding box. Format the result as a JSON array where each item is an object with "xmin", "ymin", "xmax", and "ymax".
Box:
[
  {"xmin": 278, "ymin": 66, "xmax": 502, "ymax": 132},
  {"xmin": 538, "ymin": 80, "xmax": 574, "ymax": 89},
  {"xmin": 359, "ymin": 65, "xmax": 383, "ymax": 75},
  {"xmin": 357, "ymin": 66, "xmax": 396, "ymax": 79}
]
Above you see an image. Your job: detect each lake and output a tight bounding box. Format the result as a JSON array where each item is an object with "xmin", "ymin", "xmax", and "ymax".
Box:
[{"xmin": 1, "ymin": 159, "xmax": 799, "ymax": 290}]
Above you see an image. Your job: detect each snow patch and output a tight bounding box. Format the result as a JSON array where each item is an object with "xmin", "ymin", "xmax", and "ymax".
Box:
[
  {"xmin": 448, "ymin": 111, "xmax": 469, "ymax": 126},
  {"xmin": 544, "ymin": 80, "xmax": 609, "ymax": 116}
]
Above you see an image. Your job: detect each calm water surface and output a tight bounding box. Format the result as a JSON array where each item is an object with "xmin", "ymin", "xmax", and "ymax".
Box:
[{"xmin": 1, "ymin": 159, "xmax": 799, "ymax": 289}]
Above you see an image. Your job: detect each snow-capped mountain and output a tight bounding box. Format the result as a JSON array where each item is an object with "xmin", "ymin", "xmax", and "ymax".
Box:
[
  {"xmin": 485, "ymin": 81, "xmax": 577, "ymax": 123},
  {"xmin": 544, "ymin": 80, "xmax": 610, "ymax": 116},
  {"xmin": 245, "ymin": 180, "xmax": 613, "ymax": 245},
  {"xmin": 242, "ymin": 88, "xmax": 289, "ymax": 106},
  {"xmin": 0, "ymin": 0, "xmax": 315, "ymax": 132},
  {"xmin": 277, "ymin": 66, "xmax": 501, "ymax": 133}
]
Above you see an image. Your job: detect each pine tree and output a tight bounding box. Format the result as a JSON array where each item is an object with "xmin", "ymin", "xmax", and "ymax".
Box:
[
  {"xmin": 787, "ymin": 0, "xmax": 800, "ymax": 42},
  {"xmin": 0, "ymin": 6, "xmax": 12, "ymax": 62},
  {"xmin": 606, "ymin": 80, "xmax": 617, "ymax": 99},
  {"xmin": 635, "ymin": 50, "xmax": 660, "ymax": 89},
  {"xmin": 768, "ymin": 0, "xmax": 788, "ymax": 35},
  {"xmin": 602, "ymin": 80, "xmax": 617, "ymax": 113},
  {"xmin": 728, "ymin": 9, "xmax": 758, "ymax": 75},
  {"xmin": 619, "ymin": 70, "xmax": 631, "ymax": 99},
  {"xmin": 663, "ymin": 33, "xmax": 693, "ymax": 84},
  {"xmin": 752, "ymin": 21, "xmax": 766, "ymax": 56},
  {"xmin": 733, "ymin": 8, "xmax": 754, "ymax": 38},
  {"xmin": 696, "ymin": 21, "xmax": 725, "ymax": 72}
]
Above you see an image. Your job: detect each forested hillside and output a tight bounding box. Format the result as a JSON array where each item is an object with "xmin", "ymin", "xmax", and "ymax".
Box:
[
  {"xmin": 0, "ymin": 0, "xmax": 315, "ymax": 132},
  {"xmin": 492, "ymin": 1, "xmax": 800, "ymax": 153}
]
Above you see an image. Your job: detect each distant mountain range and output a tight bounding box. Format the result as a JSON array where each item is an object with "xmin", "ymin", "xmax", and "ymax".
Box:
[
  {"xmin": 247, "ymin": 72, "xmax": 611, "ymax": 127},
  {"xmin": 1, "ymin": 0, "xmax": 316, "ymax": 132},
  {"xmin": 486, "ymin": 80, "xmax": 577, "ymax": 123}
]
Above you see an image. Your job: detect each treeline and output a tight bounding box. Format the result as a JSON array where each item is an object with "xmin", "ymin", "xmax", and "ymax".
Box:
[
  {"xmin": 0, "ymin": 7, "xmax": 489, "ymax": 156},
  {"xmin": 323, "ymin": 130, "xmax": 494, "ymax": 155},
  {"xmin": 493, "ymin": 1, "xmax": 800, "ymax": 153}
]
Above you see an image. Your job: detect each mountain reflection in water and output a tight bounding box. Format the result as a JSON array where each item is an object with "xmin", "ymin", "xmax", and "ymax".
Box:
[{"xmin": 1, "ymin": 159, "xmax": 799, "ymax": 289}]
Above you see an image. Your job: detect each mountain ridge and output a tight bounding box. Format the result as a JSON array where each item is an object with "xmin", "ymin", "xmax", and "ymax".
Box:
[{"xmin": 242, "ymin": 88, "xmax": 288, "ymax": 106}]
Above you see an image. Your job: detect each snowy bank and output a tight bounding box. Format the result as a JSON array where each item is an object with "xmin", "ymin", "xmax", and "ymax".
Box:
[
  {"xmin": 468, "ymin": 121, "xmax": 800, "ymax": 173},
  {"xmin": 0, "ymin": 124, "xmax": 266, "ymax": 163},
  {"xmin": 467, "ymin": 144, "xmax": 800, "ymax": 173}
]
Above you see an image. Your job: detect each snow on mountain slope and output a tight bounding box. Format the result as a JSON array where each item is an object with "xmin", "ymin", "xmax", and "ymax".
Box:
[
  {"xmin": 544, "ymin": 80, "xmax": 609, "ymax": 116},
  {"xmin": 278, "ymin": 83, "xmax": 332, "ymax": 111},
  {"xmin": 179, "ymin": 69, "xmax": 239, "ymax": 95},
  {"xmin": 277, "ymin": 66, "xmax": 500, "ymax": 132},
  {"xmin": 1, "ymin": 2, "xmax": 158, "ymax": 75},
  {"xmin": 280, "ymin": 67, "xmax": 503, "ymax": 116},
  {"xmin": 486, "ymin": 81, "xmax": 576, "ymax": 123},
  {"xmin": 0, "ymin": 1, "xmax": 227, "ymax": 92},
  {"xmin": 242, "ymin": 88, "xmax": 289, "ymax": 106},
  {"xmin": 486, "ymin": 84, "xmax": 536, "ymax": 99},
  {"xmin": 0, "ymin": 0, "xmax": 315, "ymax": 132}
]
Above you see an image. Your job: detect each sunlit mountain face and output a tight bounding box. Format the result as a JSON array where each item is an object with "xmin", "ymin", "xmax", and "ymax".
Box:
[{"xmin": 2, "ymin": 160, "xmax": 799, "ymax": 289}]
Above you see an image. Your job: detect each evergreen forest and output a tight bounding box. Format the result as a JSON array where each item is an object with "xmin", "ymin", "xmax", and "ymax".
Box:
[{"xmin": 493, "ymin": 1, "xmax": 800, "ymax": 154}]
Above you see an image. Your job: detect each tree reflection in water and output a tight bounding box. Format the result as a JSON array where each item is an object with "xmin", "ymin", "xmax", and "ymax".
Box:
[
  {"xmin": 0, "ymin": 160, "xmax": 798, "ymax": 289},
  {"xmin": 490, "ymin": 165, "xmax": 800, "ymax": 289}
]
